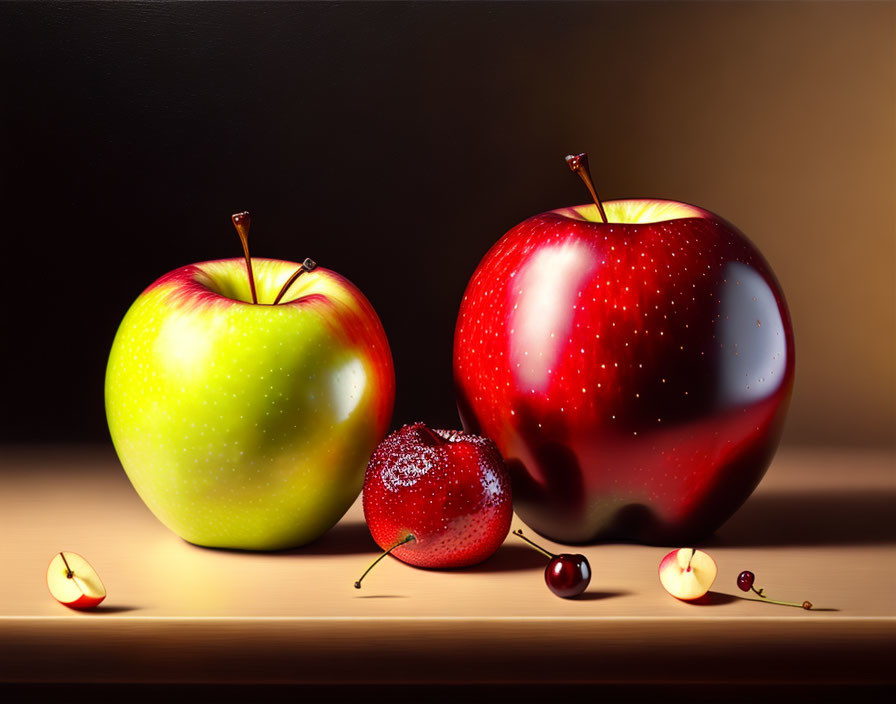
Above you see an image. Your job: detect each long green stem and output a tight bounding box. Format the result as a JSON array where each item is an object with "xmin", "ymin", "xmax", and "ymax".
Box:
[
  {"xmin": 354, "ymin": 534, "xmax": 416, "ymax": 589},
  {"xmin": 743, "ymin": 596, "xmax": 812, "ymax": 610}
]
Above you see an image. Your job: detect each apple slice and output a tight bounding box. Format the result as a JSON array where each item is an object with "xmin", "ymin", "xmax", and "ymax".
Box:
[
  {"xmin": 47, "ymin": 552, "xmax": 106, "ymax": 610},
  {"xmin": 658, "ymin": 548, "xmax": 717, "ymax": 601}
]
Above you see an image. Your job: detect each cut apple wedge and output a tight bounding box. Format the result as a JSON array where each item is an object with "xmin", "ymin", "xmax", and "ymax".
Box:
[
  {"xmin": 47, "ymin": 551, "xmax": 106, "ymax": 610},
  {"xmin": 659, "ymin": 548, "xmax": 717, "ymax": 601}
]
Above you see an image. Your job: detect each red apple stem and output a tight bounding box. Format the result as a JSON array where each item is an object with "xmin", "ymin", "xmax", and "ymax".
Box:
[
  {"xmin": 747, "ymin": 584, "xmax": 811, "ymax": 609},
  {"xmin": 354, "ymin": 534, "xmax": 416, "ymax": 589},
  {"xmin": 686, "ymin": 548, "xmax": 696, "ymax": 571},
  {"xmin": 59, "ymin": 552, "xmax": 74, "ymax": 579},
  {"xmin": 231, "ymin": 211, "xmax": 258, "ymax": 304},
  {"xmin": 565, "ymin": 152, "xmax": 608, "ymax": 224},
  {"xmin": 512, "ymin": 529, "xmax": 556, "ymax": 559},
  {"xmin": 272, "ymin": 258, "xmax": 317, "ymax": 305}
]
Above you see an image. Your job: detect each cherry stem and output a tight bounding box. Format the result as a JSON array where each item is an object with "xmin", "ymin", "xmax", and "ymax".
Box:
[
  {"xmin": 59, "ymin": 552, "xmax": 73, "ymax": 579},
  {"xmin": 744, "ymin": 595, "xmax": 813, "ymax": 610},
  {"xmin": 747, "ymin": 584, "xmax": 810, "ymax": 609},
  {"xmin": 416, "ymin": 425, "xmax": 447, "ymax": 447},
  {"xmin": 354, "ymin": 534, "xmax": 416, "ymax": 589},
  {"xmin": 272, "ymin": 258, "xmax": 317, "ymax": 305},
  {"xmin": 565, "ymin": 152, "xmax": 608, "ymax": 224},
  {"xmin": 231, "ymin": 211, "xmax": 258, "ymax": 304},
  {"xmin": 512, "ymin": 529, "xmax": 556, "ymax": 559}
]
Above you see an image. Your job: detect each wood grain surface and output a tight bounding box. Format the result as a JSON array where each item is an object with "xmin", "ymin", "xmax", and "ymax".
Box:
[{"xmin": 1, "ymin": 446, "xmax": 893, "ymax": 684}]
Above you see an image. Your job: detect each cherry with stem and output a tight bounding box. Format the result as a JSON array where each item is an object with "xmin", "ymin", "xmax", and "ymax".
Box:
[
  {"xmin": 513, "ymin": 528, "xmax": 591, "ymax": 599},
  {"xmin": 737, "ymin": 570, "xmax": 812, "ymax": 610},
  {"xmin": 354, "ymin": 534, "xmax": 416, "ymax": 589}
]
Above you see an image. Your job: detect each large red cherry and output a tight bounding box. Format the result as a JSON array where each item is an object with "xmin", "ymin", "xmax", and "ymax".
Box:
[{"xmin": 359, "ymin": 423, "xmax": 512, "ymax": 580}]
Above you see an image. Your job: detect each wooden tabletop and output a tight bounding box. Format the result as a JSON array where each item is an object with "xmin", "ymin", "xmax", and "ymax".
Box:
[{"xmin": 1, "ymin": 445, "xmax": 893, "ymax": 684}]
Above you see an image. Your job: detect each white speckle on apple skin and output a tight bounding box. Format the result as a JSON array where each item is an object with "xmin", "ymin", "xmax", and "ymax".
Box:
[{"xmin": 105, "ymin": 258, "xmax": 395, "ymax": 550}]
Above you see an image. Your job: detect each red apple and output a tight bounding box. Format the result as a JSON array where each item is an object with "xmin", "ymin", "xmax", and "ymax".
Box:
[
  {"xmin": 359, "ymin": 423, "xmax": 513, "ymax": 576},
  {"xmin": 453, "ymin": 154, "xmax": 794, "ymax": 545}
]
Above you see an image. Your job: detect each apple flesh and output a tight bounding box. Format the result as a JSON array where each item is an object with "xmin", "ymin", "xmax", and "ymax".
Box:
[
  {"xmin": 47, "ymin": 552, "xmax": 106, "ymax": 610},
  {"xmin": 454, "ymin": 198, "xmax": 794, "ymax": 544},
  {"xmin": 658, "ymin": 547, "xmax": 717, "ymax": 601},
  {"xmin": 106, "ymin": 257, "xmax": 394, "ymax": 550}
]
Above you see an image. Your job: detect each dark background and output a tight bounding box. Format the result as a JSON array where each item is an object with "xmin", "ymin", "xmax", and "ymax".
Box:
[{"xmin": 1, "ymin": 1, "xmax": 894, "ymax": 447}]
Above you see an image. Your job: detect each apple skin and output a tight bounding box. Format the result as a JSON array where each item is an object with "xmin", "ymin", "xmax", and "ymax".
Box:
[
  {"xmin": 106, "ymin": 257, "xmax": 394, "ymax": 550},
  {"xmin": 454, "ymin": 200, "xmax": 794, "ymax": 545}
]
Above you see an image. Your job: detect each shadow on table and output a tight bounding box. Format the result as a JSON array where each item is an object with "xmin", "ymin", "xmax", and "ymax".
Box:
[
  {"xmin": 712, "ymin": 489, "xmax": 896, "ymax": 547},
  {"xmin": 286, "ymin": 521, "xmax": 380, "ymax": 556},
  {"xmin": 456, "ymin": 544, "xmax": 554, "ymax": 573}
]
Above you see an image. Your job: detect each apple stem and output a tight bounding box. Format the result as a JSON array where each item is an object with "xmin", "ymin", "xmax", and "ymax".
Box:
[
  {"xmin": 565, "ymin": 152, "xmax": 608, "ymax": 224},
  {"xmin": 272, "ymin": 258, "xmax": 317, "ymax": 305},
  {"xmin": 354, "ymin": 534, "xmax": 416, "ymax": 589},
  {"xmin": 512, "ymin": 529, "xmax": 556, "ymax": 559},
  {"xmin": 686, "ymin": 548, "xmax": 696, "ymax": 571},
  {"xmin": 231, "ymin": 211, "xmax": 258, "ymax": 304},
  {"xmin": 59, "ymin": 552, "xmax": 74, "ymax": 579}
]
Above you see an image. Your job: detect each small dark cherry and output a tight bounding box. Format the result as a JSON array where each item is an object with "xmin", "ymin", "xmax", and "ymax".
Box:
[
  {"xmin": 736, "ymin": 569, "xmax": 812, "ymax": 610},
  {"xmin": 513, "ymin": 529, "xmax": 591, "ymax": 598},
  {"xmin": 737, "ymin": 570, "xmax": 755, "ymax": 592}
]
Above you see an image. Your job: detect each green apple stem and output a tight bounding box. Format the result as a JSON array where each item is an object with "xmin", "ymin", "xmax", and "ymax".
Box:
[
  {"xmin": 231, "ymin": 211, "xmax": 258, "ymax": 304},
  {"xmin": 565, "ymin": 152, "xmax": 608, "ymax": 224},
  {"xmin": 354, "ymin": 534, "xmax": 416, "ymax": 589},
  {"xmin": 59, "ymin": 552, "xmax": 74, "ymax": 579},
  {"xmin": 512, "ymin": 529, "xmax": 556, "ymax": 559},
  {"xmin": 272, "ymin": 258, "xmax": 318, "ymax": 305}
]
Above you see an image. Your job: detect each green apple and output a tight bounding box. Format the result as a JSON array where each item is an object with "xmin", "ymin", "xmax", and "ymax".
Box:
[{"xmin": 105, "ymin": 222, "xmax": 394, "ymax": 550}]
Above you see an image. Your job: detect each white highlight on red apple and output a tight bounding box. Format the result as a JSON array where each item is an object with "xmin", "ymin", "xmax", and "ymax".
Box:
[
  {"xmin": 718, "ymin": 262, "xmax": 787, "ymax": 405},
  {"xmin": 46, "ymin": 552, "xmax": 106, "ymax": 610},
  {"xmin": 510, "ymin": 241, "xmax": 597, "ymax": 391},
  {"xmin": 658, "ymin": 547, "xmax": 717, "ymax": 601}
]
